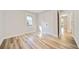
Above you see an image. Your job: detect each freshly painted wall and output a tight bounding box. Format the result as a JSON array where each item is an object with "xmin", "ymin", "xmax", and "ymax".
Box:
[
  {"xmin": 0, "ymin": 10, "xmax": 37, "ymax": 44},
  {"xmin": 0, "ymin": 11, "xmax": 3, "ymax": 39},
  {"xmin": 37, "ymin": 11, "xmax": 58, "ymax": 37},
  {"xmin": 73, "ymin": 11, "xmax": 79, "ymax": 48},
  {"xmin": 0, "ymin": 11, "xmax": 5, "ymax": 45},
  {"xmin": 0, "ymin": 10, "xmax": 58, "ymax": 45}
]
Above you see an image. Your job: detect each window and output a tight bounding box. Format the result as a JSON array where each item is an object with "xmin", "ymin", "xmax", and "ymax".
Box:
[{"xmin": 26, "ymin": 15, "xmax": 32, "ymax": 26}]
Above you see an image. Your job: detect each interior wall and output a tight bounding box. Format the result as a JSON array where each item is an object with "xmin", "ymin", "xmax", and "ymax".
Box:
[
  {"xmin": 4, "ymin": 11, "xmax": 26, "ymax": 38},
  {"xmin": 0, "ymin": 11, "xmax": 3, "ymax": 39},
  {"xmin": 0, "ymin": 11, "xmax": 4, "ymax": 45},
  {"xmin": 66, "ymin": 12, "xmax": 72, "ymax": 33},
  {"xmin": 37, "ymin": 11, "xmax": 58, "ymax": 37},
  {"xmin": 0, "ymin": 10, "xmax": 37, "ymax": 43},
  {"xmin": 73, "ymin": 11, "xmax": 79, "ymax": 48}
]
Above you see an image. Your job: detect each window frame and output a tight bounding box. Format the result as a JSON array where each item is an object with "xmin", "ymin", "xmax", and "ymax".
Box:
[{"xmin": 26, "ymin": 15, "xmax": 33, "ymax": 26}]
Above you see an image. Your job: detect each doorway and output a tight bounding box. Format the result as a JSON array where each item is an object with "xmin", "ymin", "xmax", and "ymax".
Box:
[{"xmin": 59, "ymin": 11, "xmax": 73, "ymax": 38}]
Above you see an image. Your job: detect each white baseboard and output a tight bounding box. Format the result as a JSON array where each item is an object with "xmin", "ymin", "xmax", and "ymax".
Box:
[
  {"xmin": 42, "ymin": 32, "xmax": 58, "ymax": 38},
  {"xmin": 73, "ymin": 36, "xmax": 79, "ymax": 48},
  {"xmin": 0, "ymin": 31, "xmax": 35, "ymax": 45},
  {"xmin": 2, "ymin": 31, "xmax": 35, "ymax": 39},
  {"xmin": 0, "ymin": 38, "xmax": 4, "ymax": 45}
]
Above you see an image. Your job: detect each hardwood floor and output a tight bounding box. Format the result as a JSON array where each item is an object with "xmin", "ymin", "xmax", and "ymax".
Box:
[{"xmin": 0, "ymin": 32, "xmax": 78, "ymax": 49}]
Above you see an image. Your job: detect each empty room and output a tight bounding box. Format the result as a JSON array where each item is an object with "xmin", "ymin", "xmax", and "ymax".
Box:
[{"xmin": 0, "ymin": 10, "xmax": 79, "ymax": 49}]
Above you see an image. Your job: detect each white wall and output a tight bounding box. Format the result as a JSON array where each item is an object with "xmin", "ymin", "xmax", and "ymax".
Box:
[
  {"xmin": 0, "ymin": 10, "xmax": 37, "ymax": 44},
  {"xmin": 37, "ymin": 11, "xmax": 58, "ymax": 37},
  {"xmin": 4, "ymin": 11, "xmax": 26, "ymax": 38},
  {"xmin": 0, "ymin": 11, "xmax": 4, "ymax": 44},
  {"xmin": 73, "ymin": 11, "xmax": 79, "ymax": 48},
  {"xmin": 66, "ymin": 11, "xmax": 73, "ymax": 33},
  {"xmin": 0, "ymin": 11, "xmax": 3, "ymax": 39},
  {"xmin": 4, "ymin": 11, "xmax": 37, "ymax": 38},
  {"xmin": 0, "ymin": 10, "xmax": 58, "ymax": 45}
]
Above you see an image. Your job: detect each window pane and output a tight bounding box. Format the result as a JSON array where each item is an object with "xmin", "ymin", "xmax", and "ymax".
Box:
[{"xmin": 26, "ymin": 16, "xmax": 32, "ymax": 26}]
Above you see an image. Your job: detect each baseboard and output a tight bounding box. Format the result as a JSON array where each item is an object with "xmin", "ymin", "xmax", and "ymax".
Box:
[
  {"xmin": 73, "ymin": 36, "xmax": 79, "ymax": 48},
  {"xmin": 0, "ymin": 38, "xmax": 4, "ymax": 45},
  {"xmin": 44, "ymin": 32, "xmax": 58, "ymax": 38},
  {"xmin": 0, "ymin": 31, "xmax": 35, "ymax": 45},
  {"xmin": 2, "ymin": 31, "xmax": 35, "ymax": 39}
]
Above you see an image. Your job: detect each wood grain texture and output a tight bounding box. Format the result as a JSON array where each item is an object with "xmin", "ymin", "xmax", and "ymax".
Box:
[{"xmin": 0, "ymin": 32, "xmax": 78, "ymax": 49}]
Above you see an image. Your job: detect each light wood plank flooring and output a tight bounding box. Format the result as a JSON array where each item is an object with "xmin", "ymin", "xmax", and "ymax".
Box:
[{"xmin": 0, "ymin": 33, "xmax": 78, "ymax": 49}]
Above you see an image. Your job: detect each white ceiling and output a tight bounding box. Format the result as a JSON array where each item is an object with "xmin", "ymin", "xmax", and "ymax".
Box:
[{"xmin": 28, "ymin": 10, "xmax": 45, "ymax": 13}]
